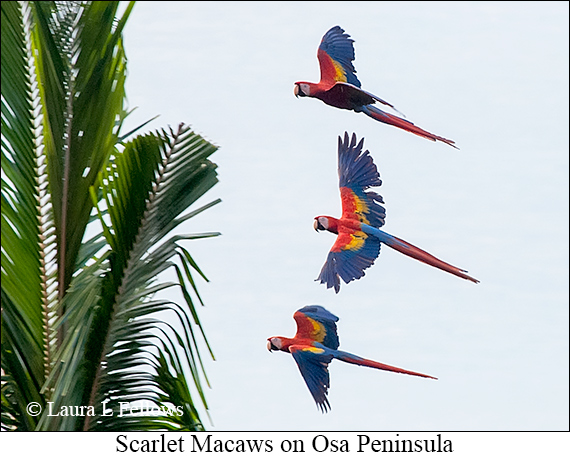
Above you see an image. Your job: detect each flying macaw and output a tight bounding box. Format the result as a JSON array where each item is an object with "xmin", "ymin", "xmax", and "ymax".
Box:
[
  {"xmin": 267, "ymin": 305, "xmax": 436, "ymax": 412},
  {"xmin": 294, "ymin": 26, "xmax": 457, "ymax": 148},
  {"xmin": 314, "ymin": 132, "xmax": 479, "ymax": 293}
]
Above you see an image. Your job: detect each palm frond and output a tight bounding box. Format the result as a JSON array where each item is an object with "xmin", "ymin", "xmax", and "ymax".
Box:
[
  {"xmin": 3, "ymin": 1, "xmax": 220, "ymax": 432},
  {"xmin": 30, "ymin": 1, "xmax": 135, "ymax": 295},
  {"xmin": 88, "ymin": 124, "xmax": 219, "ymax": 431},
  {"xmin": 1, "ymin": 0, "xmax": 58, "ymax": 430},
  {"xmin": 39, "ymin": 124, "xmax": 220, "ymax": 430}
]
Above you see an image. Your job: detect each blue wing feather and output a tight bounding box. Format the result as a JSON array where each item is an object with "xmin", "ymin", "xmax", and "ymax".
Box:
[
  {"xmin": 338, "ymin": 132, "xmax": 386, "ymax": 228},
  {"xmin": 316, "ymin": 235, "xmax": 381, "ymax": 293},
  {"xmin": 291, "ymin": 346, "xmax": 334, "ymax": 412},
  {"xmin": 319, "ymin": 26, "xmax": 361, "ymax": 88}
]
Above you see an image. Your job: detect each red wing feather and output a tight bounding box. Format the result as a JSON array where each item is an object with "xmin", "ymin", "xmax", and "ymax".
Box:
[
  {"xmin": 317, "ymin": 26, "xmax": 361, "ymax": 87},
  {"xmin": 293, "ymin": 306, "xmax": 340, "ymax": 350}
]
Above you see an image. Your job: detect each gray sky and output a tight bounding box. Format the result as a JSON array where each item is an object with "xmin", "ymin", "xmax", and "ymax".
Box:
[{"xmin": 121, "ymin": 1, "xmax": 569, "ymax": 431}]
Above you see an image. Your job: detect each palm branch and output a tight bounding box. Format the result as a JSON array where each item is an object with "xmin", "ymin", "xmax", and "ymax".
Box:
[{"xmin": 2, "ymin": 1, "xmax": 220, "ymax": 431}]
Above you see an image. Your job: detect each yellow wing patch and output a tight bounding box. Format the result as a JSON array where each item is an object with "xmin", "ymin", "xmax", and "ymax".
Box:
[
  {"xmin": 332, "ymin": 59, "xmax": 347, "ymax": 82},
  {"xmin": 341, "ymin": 188, "xmax": 370, "ymax": 224},
  {"xmin": 343, "ymin": 231, "xmax": 367, "ymax": 252},
  {"xmin": 308, "ymin": 317, "xmax": 327, "ymax": 343},
  {"xmin": 353, "ymin": 195, "xmax": 370, "ymax": 224},
  {"xmin": 302, "ymin": 346, "xmax": 326, "ymax": 354}
]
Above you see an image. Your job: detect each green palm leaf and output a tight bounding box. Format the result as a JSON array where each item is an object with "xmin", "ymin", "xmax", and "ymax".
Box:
[
  {"xmin": 30, "ymin": 0, "xmax": 134, "ymax": 295},
  {"xmin": 1, "ymin": 0, "xmax": 53, "ymax": 430},
  {"xmin": 39, "ymin": 125, "xmax": 220, "ymax": 431},
  {"xmin": 2, "ymin": 1, "xmax": 220, "ymax": 431}
]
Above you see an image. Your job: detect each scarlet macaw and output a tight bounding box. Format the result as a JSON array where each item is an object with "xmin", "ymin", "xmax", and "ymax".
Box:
[
  {"xmin": 294, "ymin": 26, "xmax": 457, "ymax": 148},
  {"xmin": 267, "ymin": 305, "xmax": 436, "ymax": 412},
  {"xmin": 315, "ymin": 132, "xmax": 479, "ymax": 293}
]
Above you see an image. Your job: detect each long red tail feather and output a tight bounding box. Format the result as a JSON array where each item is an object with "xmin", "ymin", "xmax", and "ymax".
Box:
[
  {"xmin": 337, "ymin": 352, "xmax": 437, "ymax": 380},
  {"xmin": 387, "ymin": 235, "xmax": 479, "ymax": 283},
  {"xmin": 364, "ymin": 105, "xmax": 458, "ymax": 149}
]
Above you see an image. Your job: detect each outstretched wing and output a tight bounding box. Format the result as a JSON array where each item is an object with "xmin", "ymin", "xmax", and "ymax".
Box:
[
  {"xmin": 317, "ymin": 26, "xmax": 361, "ymax": 87},
  {"xmin": 338, "ymin": 132, "xmax": 386, "ymax": 229},
  {"xmin": 294, "ymin": 305, "xmax": 339, "ymax": 350},
  {"xmin": 316, "ymin": 227, "xmax": 381, "ymax": 293},
  {"xmin": 290, "ymin": 345, "xmax": 334, "ymax": 413}
]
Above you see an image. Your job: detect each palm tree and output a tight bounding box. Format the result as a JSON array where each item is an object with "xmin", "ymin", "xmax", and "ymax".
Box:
[{"xmin": 2, "ymin": 1, "xmax": 219, "ymax": 431}]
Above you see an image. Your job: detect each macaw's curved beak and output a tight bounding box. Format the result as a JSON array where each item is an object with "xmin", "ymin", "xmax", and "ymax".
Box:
[
  {"xmin": 313, "ymin": 219, "xmax": 321, "ymax": 232},
  {"xmin": 293, "ymin": 84, "xmax": 299, "ymax": 98},
  {"xmin": 267, "ymin": 341, "xmax": 274, "ymax": 352}
]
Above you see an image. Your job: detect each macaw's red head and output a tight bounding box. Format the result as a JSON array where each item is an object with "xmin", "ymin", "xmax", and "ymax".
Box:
[
  {"xmin": 313, "ymin": 216, "xmax": 338, "ymax": 234},
  {"xmin": 294, "ymin": 82, "xmax": 311, "ymax": 97},
  {"xmin": 267, "ymin": 337, "xmax": 284, "ymax": 352}
]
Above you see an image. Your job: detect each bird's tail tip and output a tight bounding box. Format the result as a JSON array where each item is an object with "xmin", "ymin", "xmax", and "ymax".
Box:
[
  {"xmin": 441, "ymin": 138, "xmax": 459, "ymax": 149},
  {"xmin": 458, "ymin": 269, "xmax": 480, "ymax": 283}
]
